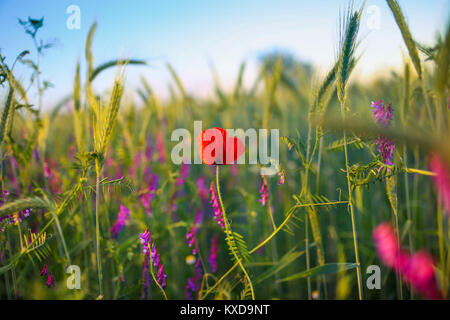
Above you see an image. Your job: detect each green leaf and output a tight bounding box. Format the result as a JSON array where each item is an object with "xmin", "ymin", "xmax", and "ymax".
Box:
[
  {"xmin": 256, "ymin": 247, "xmax": 305, "ymax": 283},
  {"xmin": 89, "ymin": 59, "xmax": 146, "ymax": 82}
]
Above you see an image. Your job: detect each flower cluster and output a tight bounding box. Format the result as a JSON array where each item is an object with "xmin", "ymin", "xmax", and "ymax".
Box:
[
  {"xmin": 40, "ymin": 264, "xmax": 55, "ymax": 288},
  {"xmin": 139, "ymin": 228, "xmax": 167, "ymax": 291},
  {"xmin": 185, "ymin": 209, "xmax": 203, "ymax": 254},
  {"xmin": 429, "ymin": 154, "xmax": 450, "ymax": 215},
  {"xmin": 371, "ymin": 100, "xmax": 396, "ymax": 167},
  {"xmin": 209, "ymin": 182, "xmax": 225, "ymax": 228},
  {"xmin": 0, "ymin": 190, "xmax": 32, "ymax": 232},
  {"xmin": 110, "ymin": 205, "xmax": 130, "ymax": 239},
  {"xmin": 371, "ymin": 100, "xmax": 393, "ymax": 125},
  {"xmin": 259, "ymin": 175, "xmax": 270, "ymax": 206},
  {"xmin": 373, "ymin": 223, "xmax": 441, "ymax": 299}
]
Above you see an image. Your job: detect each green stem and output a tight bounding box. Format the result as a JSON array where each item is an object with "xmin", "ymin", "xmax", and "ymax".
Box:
[
  {"xmin": 216, "ymin": 165, "xmax": 255, "ymax": 300},
  {"xmin": 305, "ymin": 214, "xmax": 312, "ymax": 299},
  {"xmin": 201, "ymin": 200, "xmax": 348, "ymax": 299},
  {"xmin": 340, "ymin": 103, "xmax": 364, "ymax": 300},
  {"xmin": 403, "ymin": 146, "xmax": 414, "ymax": 299},
  {"xmin": 394, "ymin": 213, "xmax": 403, "ymax": 300},
  {"xmin": 95, "ymin": 160, "xmax": 103, "ymax": 298},
  {"xmin": 149, "ymin": 245, "xmax": 168, "ymax": 300}
]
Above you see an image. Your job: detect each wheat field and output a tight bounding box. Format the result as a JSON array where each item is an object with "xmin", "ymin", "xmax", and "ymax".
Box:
[{"xmin": 0, "ymin": 0, "xmax": 449, "ymax": 300}]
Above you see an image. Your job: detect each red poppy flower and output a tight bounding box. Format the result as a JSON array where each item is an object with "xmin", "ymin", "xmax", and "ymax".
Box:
[{"xmin": 196, "ymin": 127, "xmax": 245, "ymax": 165}]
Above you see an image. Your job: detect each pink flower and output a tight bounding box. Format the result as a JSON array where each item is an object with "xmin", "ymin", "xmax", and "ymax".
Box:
[
  {"xmin": 402, "ymin": 251, "xmax": 442, "ymax": 300},
  {"xmin": 373, "ymin": 222, "xmax": 442, "ymax": 299},
  {"xmin": 209, "ymin": 183, "xmax": 225, "ymax": 228},
  {"xmin": 371, "ymin": 100, "xmax": 393, "ymax": 126},
  {"xmin": 429, "ymin": 154, "xmax": 450, "ymax": 215},
  {"xmin": 40, "ymin": 264, "xmax": 47, "ymax": 276},
  {"xmin": 46, "ymin": 273, "xmax": 55, "ymax": 288},
  {"xmin": 110, "ymin": 205, "xmax": 131, "ymax": 239},
  {"xmin": 259, "ymin": 175, "xmax": 270, "ymax": 206},
  {"xmin": 185, "ymin": 209, "xmax": 203, "ymax": 254},
  {"xmin": 370, "ymin": 100, "xmax": 395, "ymax": 168}
]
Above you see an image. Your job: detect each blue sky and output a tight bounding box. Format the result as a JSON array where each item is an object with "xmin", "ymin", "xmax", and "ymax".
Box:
[{"xmin": 0, "ymin": 0, "xmax": 448, "ymax": 108}]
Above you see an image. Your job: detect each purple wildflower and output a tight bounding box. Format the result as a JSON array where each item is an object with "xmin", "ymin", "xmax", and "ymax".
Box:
[
  {"xmin": 259, "ymin": 175, "xmax": 270, "ymax": 206},
  {"xmin": 40, "ymin": 264, "xmax": 47, "ymax": 276},
  {"xmin": 376, "ymin": 136, "xmax": 396, "ymax": 166},
  {"xmin": 371, "ymin": 100, "xmax": 393, "ymax": 126},
  {"xmin": 209, "ymin": 235, "xmax": 219, "ymax": 273},
  {"xmin": 185, "ymin": 278, "xmax": 196, "ymax": 300},
  {"xmin": 139, "ymin": 227, "xmax": 168, "ymax": 290},
  {"xmin": 46, "ymin": 273, "xmax": 55, "ymax": 288},
  {"xmin": 371, "ymin": 100, "xmax": 396, "ymax": 167},
  {"xmin": 209, "ymin": 182, "xmax": 225, "ymax": 228},
  {"xmin": 185, "ymin": 209, "xmax": 203, "ymax": 253},
  {"xmin": 110, "ymin": 205, "xmax": 131, "ymax": 239}
]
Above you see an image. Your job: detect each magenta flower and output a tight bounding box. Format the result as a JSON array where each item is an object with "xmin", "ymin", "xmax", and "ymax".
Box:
[
  {"xmin": 209, "ymin": 182, "xmax": 225, "ymax": 228},
  {"xmin": 46, "ymin": 273, "xmax": 55, "ymax": 288},
  {"xmin": 429, "ymin": 154, "xmax": 450, "ymax": 215},
  {"xmin": 209, "ymin": 235, "xmax": 219, "ymax": 273},
  {"xmin": 185, "ymin": 209, "xmax": 203, "ymax": 254},
  {"xmin": 371, "ymin": 100, "xmax": 396, "ymax": 167},
  {"xmin": 402, "ymin": 251, "xmax": 442, "ymax": 300},
  {"xmin": 375, "ymin": 136, "xmax": 396, "ymax": 166},
  {"xmin": 40, "ymin": 264, "xmax": 47, "ymax": 276},
  {"xmin": 373, "ymin": 222, "xmax": 442, "ymax": 299},
  {"xmin": 371, "ymin": 100, "xmax": 393, "ymax": 126},
  {"xmin": 185, "ymin": 278, "xmax": 196, "ymax": 300},
  {"xmin": 259, "ymin": 175, "xmax": 270, "ymax": 206},
  {"xmin": 110, "ymin": 205, "xmax": 131, "ymax": 239},
  {"xmin": 139, "ymin": 227, "xmax": 168, "ymax": 289},
  {"xmin": 1, "ymin": 192, "xmax": 33, "ymax": 231}
]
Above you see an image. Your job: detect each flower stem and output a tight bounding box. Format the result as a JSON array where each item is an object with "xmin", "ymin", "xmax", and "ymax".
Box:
[
  {"xmin": 149, "ymin": 245, "xmax": 168, "ymax": 300},
  {"xmin": 95, "ymin": 159, "xmax": 103, "ymax": 298},
  {"xmin": 340, "ymin": 102, "xmax": 364, "ymax": 300},
  {"xmin": 216, "ymin": 165, "xmax": 255, "ymax": 300}
]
